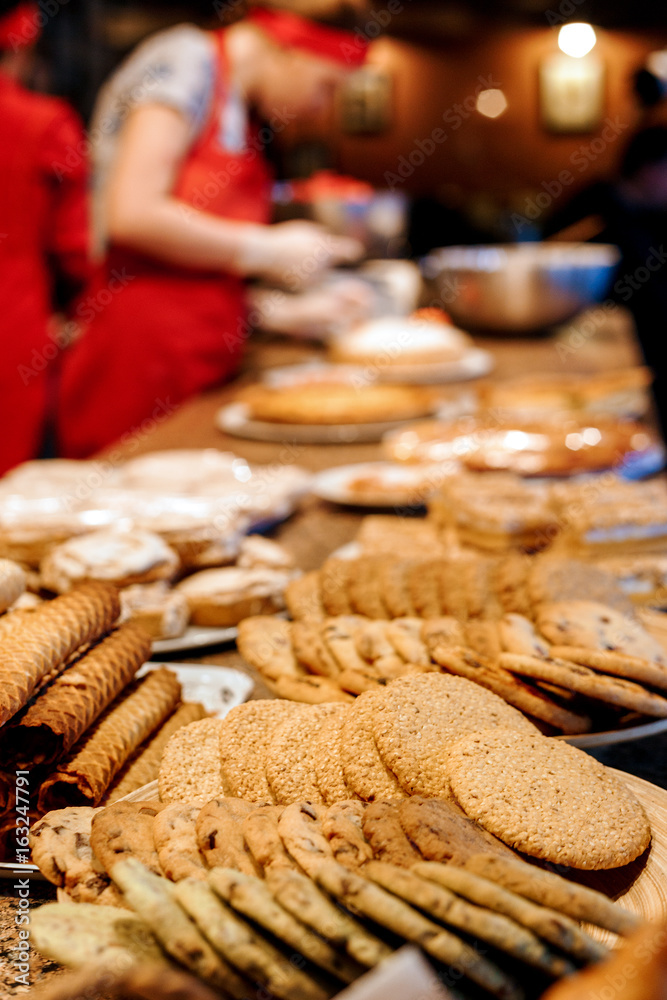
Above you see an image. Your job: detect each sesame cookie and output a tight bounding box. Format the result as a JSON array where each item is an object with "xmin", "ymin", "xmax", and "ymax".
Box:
[
  {"xmin": 379, "ymin": 560, "xmax": 417, "ymax": 618},
  {"xmin": 447, "ymin": 728, "xmax": 652, "ymax": 869},
  {"xmin": 158, "ymin": 718, "xmax": 225, "ymax": 805},
  {"xmin": 398, "ymin": 797, "xmax": 515, "ymax": 866},
  {"xmin": 433, "ymin": 646, "xmax": 592, "ymax": 734},
  {"xmin": 340, "ymin": 688, "xmax": 407, "ymax": 802},
  {"xmin": 195, "ymin": 797, "xmax": 261, "ymax": 876},
  {"xmin": 371, "ymin": 673, "xmax": 537, "ymax": 798},
  {"xmin": 266, "ymin": 703, "xmax": 347, "ymax": 805},
  {"xmin": 152, "ymin": 803, "xmax": 207, "ymax": 882},
  {"xmin": 312, "ymin": 708, "xmax": 358, "ymax": 804},
  {"xmin": 218, "ymin": 700, "xmax": 306, "ymax": 803},
  {"xmin": 407, "ymin": 559, "xmax": 445, "ymax": 618},
  {"xmin": 361, "ymin": 800, "xmax": 422, "ymax": 869}
]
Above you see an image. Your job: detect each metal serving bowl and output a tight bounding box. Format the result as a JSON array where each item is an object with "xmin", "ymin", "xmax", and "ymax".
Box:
[{"xmin": 422, "ymin": 242, "xmax": 621, "ymax": 335}]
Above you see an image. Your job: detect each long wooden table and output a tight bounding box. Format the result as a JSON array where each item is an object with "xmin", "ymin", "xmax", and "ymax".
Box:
[{"xmin": 0, "ymin": 308, "xmax": 663, "ymax": 1000}]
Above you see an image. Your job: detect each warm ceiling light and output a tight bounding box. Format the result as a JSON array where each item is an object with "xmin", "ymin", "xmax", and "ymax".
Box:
[
  {"xmin": 558, "ymin": 23, "xmax": 597, "ymax": 58},
  {"xmin": 476, "ymin": 88, "xmax": 508, "ymax": 118}
]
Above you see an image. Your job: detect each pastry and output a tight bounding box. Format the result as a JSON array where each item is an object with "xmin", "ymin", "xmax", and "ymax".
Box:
[
  {"xmin": 237, "ymin": 381, "xmax": 439, "ymax": 425},
  {"xmin": 329, "ymin": 312, "xmax": 472, "ymax": 368},
  {"xmin": 40, "ymin": 528, "xmax": 179, "ymax": 593},
  {"xmin": 119, "ymin": 582, "xmax": 189, "ymax": 640},
  {"xmin": 175, "ymin": 565, "xmax": 290, "ymax": 627}
]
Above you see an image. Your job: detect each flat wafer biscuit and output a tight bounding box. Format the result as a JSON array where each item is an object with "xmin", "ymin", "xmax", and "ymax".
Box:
[{"xmin": 447, "ymin": 728, "xmax": 652, "ymax": 869}]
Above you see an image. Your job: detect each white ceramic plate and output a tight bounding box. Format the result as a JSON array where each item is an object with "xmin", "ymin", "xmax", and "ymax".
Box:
[
  {"xmin": 138, "ymin": 662, "xmax": 254, "ymax": 718},
  {"xmin": 311, "ymin": 462, "xmax": 445, "ymax": 508},
  {"xmin": 151, "ymin": 626, "xmax": 238, "ymax": 656},
  {"xmin": 215, "ymin": 402, "xmax": 427, "ymax": 445}
]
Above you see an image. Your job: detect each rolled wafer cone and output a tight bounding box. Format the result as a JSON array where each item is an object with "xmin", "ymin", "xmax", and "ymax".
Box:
[
  {"xmin": 0, "ymin": 582, "xmax": 121, "ymax": 727},
  {"xmin": 1, "ymin": 623, "xmax": 153, "ymax": 767},
  {"xmin": 0, "ymin": 559, "xmax": 26, "ymax": 614},
  {"xmin": 38, "ymin": 668, "xmax": 181, "ymax": 812},
  {"xmin": 0, "ymin": 772, "xmax": 13, "ymax": 812},
  {"xmin": 104, "ymin": 701, "xmax": 208, "ymax": 803}
]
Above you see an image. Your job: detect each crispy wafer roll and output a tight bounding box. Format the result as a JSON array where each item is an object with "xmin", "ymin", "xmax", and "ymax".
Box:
[
  {"xmin": 0, "ymin": 582, "xmax": 121, "ymax": 727},
  {"xmin": 0, "ymin": 558, "xmax": 26, "ymax": 613},
  {"xmin": 1, "ymin": 623, "xmax": 152, "ymax": 767},
  {"xmin": 0, "ymin": 772, "xmax": 12, "ymax": 812},
  {"xmin": 38, "ymin": 668, "xmax": 181, "ymax": 812},
  {"xmin": 103, "ymin": 701, "xmax": 208, "ymax": 803}
]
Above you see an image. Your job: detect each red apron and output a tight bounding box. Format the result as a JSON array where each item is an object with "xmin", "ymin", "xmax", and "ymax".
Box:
[
  {"xmin": 57, "ymin": 30, "xmax": 272, "ymax": 459},
  {"xmin": 0, "ymin": 73, "xmax": 89, "ymax": 475}
]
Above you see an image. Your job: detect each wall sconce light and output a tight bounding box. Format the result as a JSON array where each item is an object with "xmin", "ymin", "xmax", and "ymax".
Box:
[{"xmin": 540, "ymin": 24, "xmax": 604, "ymax": 133}]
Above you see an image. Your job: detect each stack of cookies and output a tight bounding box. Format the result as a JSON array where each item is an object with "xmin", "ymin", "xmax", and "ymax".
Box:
[
  {"xmin": 0, "ymin": 577, "xmax": 207, "ymax": 860},
  {"xmin": 28, "ymin": 730, "xmax": 647, "ymax": 1000}
]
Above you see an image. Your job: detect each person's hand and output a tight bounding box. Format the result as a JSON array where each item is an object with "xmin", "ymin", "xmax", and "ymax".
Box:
[
  {"xmin": 238, "ymin": 220, "xmax": 364, "ymax": 289},
  {"xmin": 247, "ymin": 277, "xmax": 375, "ymax": 339}
]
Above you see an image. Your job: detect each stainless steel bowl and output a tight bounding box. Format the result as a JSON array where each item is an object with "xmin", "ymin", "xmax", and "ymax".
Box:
[{"xmin": 422, "ymin": 242, "xmax": 621, "ymax": 334}]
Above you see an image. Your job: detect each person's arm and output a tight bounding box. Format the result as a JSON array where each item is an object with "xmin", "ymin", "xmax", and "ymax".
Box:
[{"xmin": 106, "ymin": 104, "xmax": 362, "ymax": 286}]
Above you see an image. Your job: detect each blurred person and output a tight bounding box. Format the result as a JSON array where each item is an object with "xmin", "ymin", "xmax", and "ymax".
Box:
[
  {"xmin": 543, "ymin": 125, "xmax": 667, "ymax": 440},
  {"xmin": 57, "ymin": 4, "xmax": 370, "ymax": 459},
  {"xmin": 0, "ymin": 0, "xmax": 90, "ymax": 475}
]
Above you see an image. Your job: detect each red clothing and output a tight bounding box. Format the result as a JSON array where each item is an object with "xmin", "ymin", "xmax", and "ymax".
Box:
[
  {"xmin": 58, "ymin": 30, "xmax": 272, "ymax": 459},
  {"xmin": 0, "ymin": 70, "xmax": 89, "ymax": 475}
]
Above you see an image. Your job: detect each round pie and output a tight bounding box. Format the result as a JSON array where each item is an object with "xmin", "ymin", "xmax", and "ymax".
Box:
[
  {"xmin": 329, "ymin": 310, "xmax": 472, "ymax": 368},
  {"xmin": 238, "ymin": 382, "xmax": 439, "ymax": 426}
]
